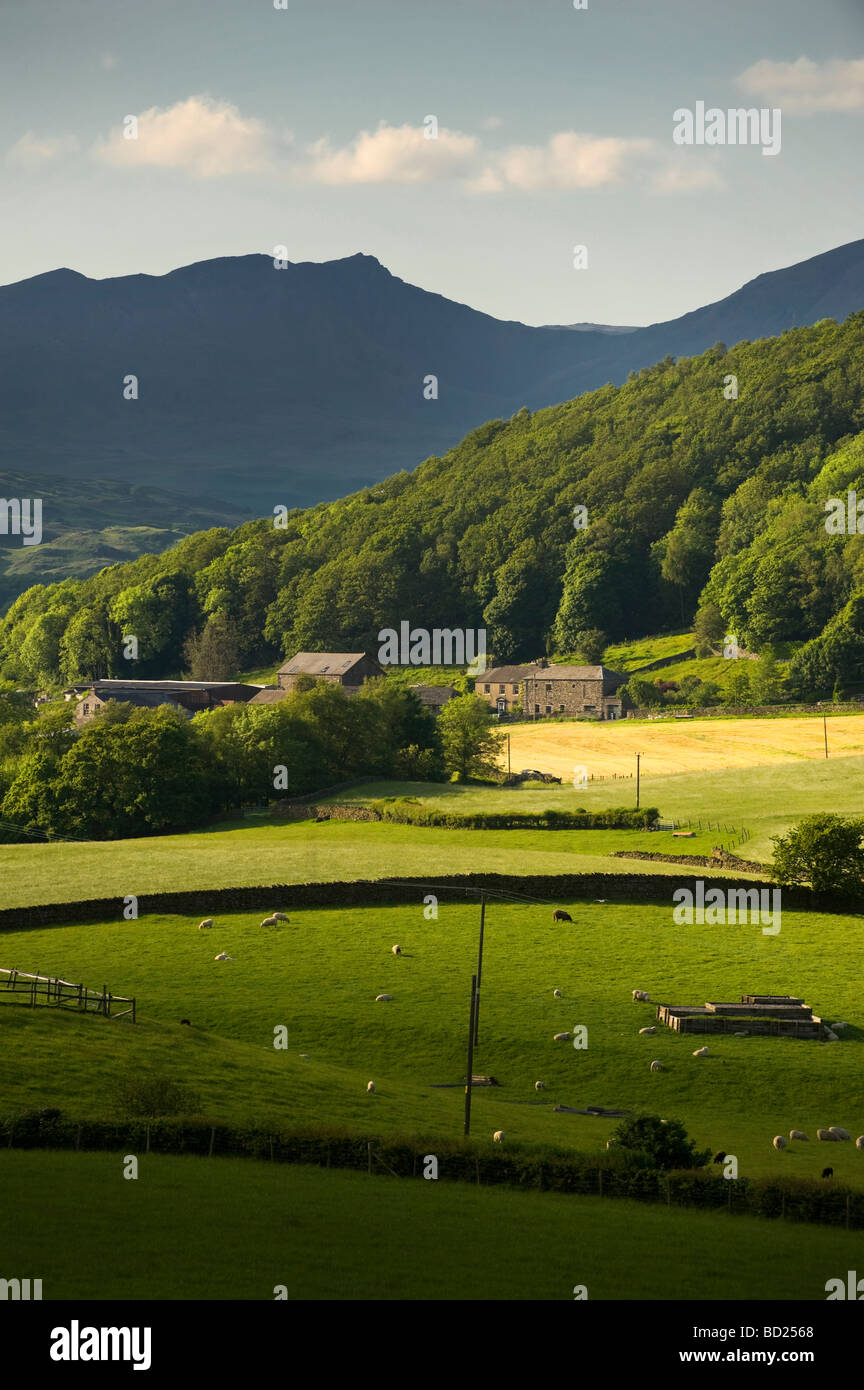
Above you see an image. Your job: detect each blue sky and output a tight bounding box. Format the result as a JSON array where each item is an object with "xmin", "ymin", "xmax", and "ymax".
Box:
[{"xmin": 1, "ymin": 0, "xmax": 862, "ymax": 324}]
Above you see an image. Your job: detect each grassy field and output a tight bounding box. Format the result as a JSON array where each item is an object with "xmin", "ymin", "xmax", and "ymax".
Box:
[
  {"xmin": 2, "ymin": 900, "xmax": 862, "ymax": 1184},
  {"xmin": 500, "ymin": 713, "xmax": 864, "ymax": 780},
  {"xmin": 0, "ymin": 1149, "xmax": 858, "ymax": 1300}
]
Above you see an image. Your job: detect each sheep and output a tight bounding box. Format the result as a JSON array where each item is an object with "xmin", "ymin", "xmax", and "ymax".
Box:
[
  {"xmin": 632, "ymin": 989, "xmax": 651, "ymax": 1002},
  {"xmin": 553, "ymin": 1031, "xmax": 571, "ymax": 1042},
  {"xmin": 732, "ymin": 1031, "xmax": 749, "ymax": 1037},
  {"xmin": 214, "ymin": 952, "xmax": 232, "ymax": 961},
  {"xmin": 829, "ymin": 1021, "xmax": 848, "ymax": 1032},
  {"xmin": 299, "ymin": 1053, "xmax": 310, "ymax": 1059},
  {"xmin": 553, "ymin": 909, "xmax": 573, "ymax": 923},
  {"xmin": 272, "ymin": 912, "xmax": 290, "ymax": 922},
  {"xmin": 856, "ymin": 1136, "xmax": 864, "ymax": 1149},
  {"xmin": 638, "ymin": 1026, "xmax": 656, "ymax": 1035},
  {"xmin": 553, "ymin": 988, "xmax": 563, "ymax": 999},
  {"xmin": 829, "ymin": 1127, "xmax": 851, "ymax": 1141},
  {"xmin": 821, "ymin": 1167, "xmax": 834, "ymax": 1179},
  {"xmin": 197, "ymin": 918, "xmax": 213, "ymax": 930},
  {"xmin": 391, "ymin": 945, "xmax": 402, "ymax": 956},
  {"xmin": 366, "ymin": 1081, "xmax": 375, "ymax": 1093},
  {"xmin": 650, "ymin": 1060, "xmax": 664, "ymax": 1072},
  {"xmin": 375, "ymin": 993, "xmax": 392, "ymax": 1002},
  {"xmin": 534, "ymin": 1081, "xmax": 545, "ymax": 1090},
  {"xmin": 789, "ymin": 1130, "xmax": 809, "ymax": 1141},
  {"xmin": 260, "ymin": 915, "xmax": 279, "ymax": 928},
  {"xmin": 824, "ymin": 1029, "xmax": 839, "ymax": 1042},
  {"xmin": 773, "ymin": 1135, "xmax": 787, "ymax": 1150},
  {"xmin": 493, "ymin": 1130, "xmax": 505, "ymax": 1143},
  {"xmin": 179, "ymin": 1019, "xmax": 192, "ymax": 1027},
  {"xmin": 713, "ymin": 1150, "xmax": 726, "ymax": 1165},
  {"xmin": 817, "ymin": 1128, "xmax": 840, "ymax": 1141},
  {"xmin": 692, "ymin": 1046, "xmax": 709, "ymax": 1057}
]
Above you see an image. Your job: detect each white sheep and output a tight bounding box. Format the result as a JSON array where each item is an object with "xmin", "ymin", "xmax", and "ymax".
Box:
[
  {"xmin": 692, "ymin": 1046, "xmax": 709, "ymax": 1057},
  {"xmin": 638, "ymin": 1026, "xmax": 656, "ymax": 1035},
  {"xmin": 632, "ymin": 989, "xmax": 651, "ymax": 1002},
  {"xmin": 272, "ymin": 912, "xmax": 290, "ymax": 922},
  {"xmin": 392, "ymin": 945, "xmax": 402, "ymax": 955},
  {"xmin": 817, "ymin": 1128, "xmax": 840, "ymax": 1141},
  {"xmin": 375, "ymin": 993, "xmax": 392, "ymax": 1002},
  {"xmin": 260, "ymin": 915, "xmax": 279, "ymax": 928},
  {"xmin": 214, "ymin": 952, "xmax": 232, "ymax": 961},
  {"xmin": 829, "ymin": 1126, "xmax": 851, "ymax": 1140},
  {"xmin": 534, "ymin": 1081, "xmax": 545, "ymax": 1090},
  {"xmin": 197, "ymin": 918, "xmax": 213, "ymax": 930},
  {"xmin": 732, "ymin": 1030, "xmax": 749, "ymax": 1037},
  {"xmin": 856, "ymin": 1136, "xmax": 864, "ymax": 1149},
  {"xmin": 829, "ymin": 1021, "xmax": 849, "ymax": 1032},
  {"xmin": 773, "ymin": 1135, "xmax": 787, "ymax": 1150},
  {"xmin": 553, "ymin": 988, "xmax": 562, "ymax": 999},
  {"xmin": 493, "ymin": 1130, "xmax": 505, "ymax": 1143},
  {"xmin": 553, "ymin": 1031, "xmax": 571, "ymax": 1042},
  {"xmin": 650, "ymin": 1060, "xmax": 664, "ymax": 1072},
  {"xmin": 366, "ymin": 1081, "xmax": 375, "ymax": 1093},
  {"xmin": 789, "ymin": 1130, "xmax": 809, "ymax": 1141}
]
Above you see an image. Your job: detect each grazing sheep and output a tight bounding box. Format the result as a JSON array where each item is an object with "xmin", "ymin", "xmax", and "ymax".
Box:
[
  {"xmin": 856, "ymin": 1136, "xmax": 864, "ymax": 1149},
  {"xmin": 817, "ymin": 1128, "xmax": 840, "ymax": 1142},
  {"xmin": 553, "ymin": 988, "xmax": 562, "ymax": 999},
  {"xmin": 179, "ymin": 1019, "xmax": 191, "ymax": 1027},
  {"xmin": 824, "ymin": 1029, "xmax": 839, "ymax": 1042},
  {"xmin": 214, "ymin": 952, "xmax": 232, "ymax": 961},
  {"xmin": 553, "ymin": 1031, "xmax": 571, "ymax": 1042},
  {"xmin": 534, "ymin": 1081, "xmax": 545, "ymax": 1090},
  {"xmin": 299, "ymin": 1053, "xmax": 310, "ymax": 1058},
  {"xmin": 822, "ymin": 1167, "xmax": 834, "ymax": 1179},
  {"xmin": 732, "ymin": 1031, "xmax": 749, "ymax": 1037},
  {"xmin": 713, "ymin": 1150, "xmax": 726, "ymax": 1164},
  {"xmin": 197, "ymin": 918, "xmax": 213, "ymax": 930},
  {"xmin": 789, "ymin": 1130, "xmax": 809, "ymax": 1141},
  {"xmin": 829, "ymin": 1127, "xmax": 851, "ymax": 1141},
  {"xmin": 692, "ymin": 1046, "xmax": 709, "ymax": 1057},
  {"xmin": 366, "ymin": 1081, "xmax": 375, "ymax": 1093},
  {"xmin": 650, "ymin": 1060, "xmax": 664, "ymax": 1072},
  {"xmin": 493, "ymin": 1130, "xmax": 505, "ymax": 1143},
  {"xmin": 260, "ymin": 915, "xmax": 279, "ymax": 928},
  {"xmin": 773, "ymin": 1135, "xmax": 787, "ymax": 1150},
  {"xmin": 829, "ymin": 1021, "xmax": 848, "ymax": 1032},
  {"xmin": 272, "ymin": 912, "xmax": 290, "ymax": 922},
  {"xmin": 632, "ymin": 989, "xmax": 651, "ymax": 1002},
  {"xmin": 375, "ymin": 993, "xmax": 392, "ymax": 1002},
  {"xmin": 392, "ymin": 945, "xmax": 402, "ymax": 955},
  {"xmin": 553, "ymin": 909, "xmax": 573, "ymax": 923},
  {"xmin": 638, "ymin": 1026, "xmax": 656, "ymax": 1035}
]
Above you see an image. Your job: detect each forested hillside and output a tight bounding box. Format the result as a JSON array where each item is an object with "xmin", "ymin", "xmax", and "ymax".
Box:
[{"xmin": 3, "ymin": 311, "xmax": 864, "ymax": 699}]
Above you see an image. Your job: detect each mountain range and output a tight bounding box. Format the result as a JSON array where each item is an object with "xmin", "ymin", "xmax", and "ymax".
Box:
[{"xmin": 1, "ymin": 237, "xmax": 864, "ymax": 608}]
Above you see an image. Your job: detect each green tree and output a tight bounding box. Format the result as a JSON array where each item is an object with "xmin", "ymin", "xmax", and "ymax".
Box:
[
  {"xmin": 437, "ymin": 694, "xmax": 504, "ymax": 780},
  {"xmin": 610, "ymin": 1114, "xmax": 711, "ymax": 1170},
  {"xmin": 771, "ymin": 813, "xmax": 864, "ymax": 895},
  {"xmin": 183, "ymin": 613, "xmax": 241, "ymax": 681}
]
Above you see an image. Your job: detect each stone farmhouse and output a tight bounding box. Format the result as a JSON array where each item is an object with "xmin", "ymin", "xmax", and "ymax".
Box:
[
  {"xmin": 66, "ymin": 680, "xmax": 263, "ymax": 725},
  {"xmin": 250, "ymin": 651, "xmax": 384, "ymax": 704},
  {"xmin": 477, "ymin": 661, "xmax": 627, "ymax": 720},
  {"xmin": 408, "ymin": 684, "xmax": 458, "ymax": 716}
]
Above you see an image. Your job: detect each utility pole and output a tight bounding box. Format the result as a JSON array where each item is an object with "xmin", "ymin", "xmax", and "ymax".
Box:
[
  {"xmin": 464, "ymin": 974, "xmax": 477, "ymax": 1136},
  {"xmin": 635, "ymin": 752, "xmax": 641, "ymax": 809},
  {"xmin": 474, "ymin": 894, "xmax": 486, "ymax": 1046},
  {"xmin": 507, "ymin": 733, "xmax": 511, "ymax": 781}
]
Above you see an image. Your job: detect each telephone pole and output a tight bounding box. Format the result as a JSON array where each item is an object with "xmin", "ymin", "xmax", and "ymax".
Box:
[
  {"xmin": 464, "ymin": 974, "xmax": 477, "ymax": 1136},
  {"xmin": 635, "ymin": 752, "xmax": 641, "ymax": 809},
  {"xmin": 474, "ymin": 893, "xmax": 486, "ymax": 1045}
]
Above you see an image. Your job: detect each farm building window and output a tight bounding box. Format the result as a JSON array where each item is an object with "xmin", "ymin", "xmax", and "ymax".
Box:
[
  {"xmin": 585, "ymin": 704, "xmax": 596, "ymax": 711},
  {"xmin": 534, "ymin": 704, "xmax": 539, "ymax": 713},
  {"xmin": 512, "ymin": 685, "xmax": 518, "ymax": 693},
  {"xmin": 559, "ymin": 704, "xmax": 564, "ymax": 711},
  {"xmin": 499, "ymin": 685, "xmax": 505, "ymax": 693},
  {"xmin": 545, "ymin": 683, "xmax": 552, "ymax": 692},
  {"xmin": 484, "ymin": 684, "xmax": 490, "ymax": 692},
  {"xmin": 545, "ymin": 705, "xmax": 551, "ymax": 714},
  {"xmin": 82, "ymin": 704, "xmax": 89, "ymax": 714}
]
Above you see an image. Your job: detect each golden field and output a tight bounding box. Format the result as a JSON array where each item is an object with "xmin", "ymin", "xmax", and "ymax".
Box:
[{"xmin": 499, "ymin": 713, "xmax": 864, "ymax": 781}]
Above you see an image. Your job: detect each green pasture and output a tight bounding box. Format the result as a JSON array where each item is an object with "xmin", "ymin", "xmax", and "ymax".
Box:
[
  {"xmin": 0, "ymin": 1150, "xmax": 858, "ymax": 1300},
  {"xmin": 2, "ymin": 900, "xmax": 862, "ymax": 1185}
]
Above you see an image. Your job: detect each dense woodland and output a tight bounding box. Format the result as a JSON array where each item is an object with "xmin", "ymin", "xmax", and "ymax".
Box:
[{"xmin": 2, "ymin": 313, "xmax": 864, "ymax": 700}]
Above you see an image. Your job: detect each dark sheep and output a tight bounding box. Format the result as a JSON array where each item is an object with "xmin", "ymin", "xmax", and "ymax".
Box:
[
  {"xmin": 180, "ymin": 1019, "xmax": 192, "ymax": 1027},
  {"xmin": 552, "ymin": 910, "xmax": 573, "ymax": 923},
  {"xmin": 821, "ymin": 1167, "xmax": 834, "ymax": 1179}
]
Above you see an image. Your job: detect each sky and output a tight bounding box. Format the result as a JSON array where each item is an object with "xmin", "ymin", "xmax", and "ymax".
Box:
[{"xmin": 1, "ymin": 0, "xmax": 863, "ymax": 326}]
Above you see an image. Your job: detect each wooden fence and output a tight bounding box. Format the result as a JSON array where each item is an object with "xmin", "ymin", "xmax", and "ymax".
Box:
[{"xmin": 0, "ymin": 968, "xmax": 135, "ymax": 1022}]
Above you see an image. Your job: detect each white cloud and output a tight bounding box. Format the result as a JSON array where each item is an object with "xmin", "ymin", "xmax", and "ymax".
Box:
[
  {"xmin": 737, "ymin": 56, "xmax": 864, "ymax": 112},
  {"xmin": 305, "ymin": 122, "xmax": 478, "ymax": 184},
  {"xmin": 93, "ymin": 95, "xmax": 274, "ymax": 177},
  {"xmin": 651, "ymin": 163, "xmax": 726, "ymax": 193},
  {"xmin": 6, "ymin": 132, "xmax": 79, "ymax": 168},
  {"xmin": 469, "ymin": 131, "xmax": 654, "ymax": 192}
]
